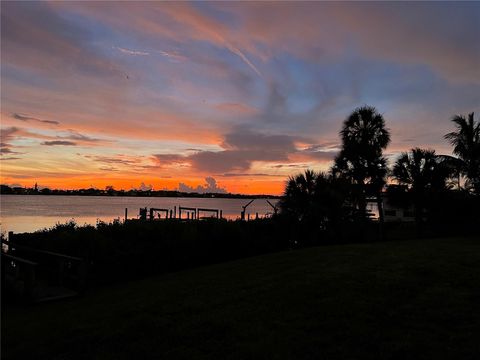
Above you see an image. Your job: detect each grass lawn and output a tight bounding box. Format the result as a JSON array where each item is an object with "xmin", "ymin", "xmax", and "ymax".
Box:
[{"xmin": 3, "ymin": 237, "xmax": 480, "ymax": 359}]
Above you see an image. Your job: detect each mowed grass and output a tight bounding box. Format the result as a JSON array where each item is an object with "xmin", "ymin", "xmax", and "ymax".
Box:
[{"xmin": 3, "ymin": 237, "xmax": 480, "ymax": 360}]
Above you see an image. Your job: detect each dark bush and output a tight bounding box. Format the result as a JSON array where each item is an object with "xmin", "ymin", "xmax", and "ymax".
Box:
[{"xmin": 11, "ymin": 218, "xmax": 293, "ymax": 286}]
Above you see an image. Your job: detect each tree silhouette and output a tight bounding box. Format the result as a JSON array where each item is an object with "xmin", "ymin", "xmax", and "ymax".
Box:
[
  {"xmin": 332, "ymin": 106, "xmax": 390, "ymax": 222},
  {"xmin": 279, "ymin": 170, "xmax": 349, "ymax": 230},
  {"xmin": 280, "ymin": 170, "xmax": 321, "ymax": 223},
  {"xmin": 392, "ymin": 148, "xmax": 452, "ymax": 232},
  {"xmin": 444, "ymin": 112, "xmax": 480, "ymax": 193},
  {"xmin": 435, "ymin": 154, "xmax": 465, "ymax": 190}
]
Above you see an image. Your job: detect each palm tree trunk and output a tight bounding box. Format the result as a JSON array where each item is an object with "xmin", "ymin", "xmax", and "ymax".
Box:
[
  {"xmin": 358, "ymin": 195, "xmax": 367, "ymax": 219},
  {"xmin": 414, "ymin": 202, "xmax": 423, "ymax": 237},
  {"xmin": 357, "ymin": 181, "xmax": 367, "ymax": 219},
  {"xmin": 377, "ymin": 194, "xmax": 385, "ymax": 240}
]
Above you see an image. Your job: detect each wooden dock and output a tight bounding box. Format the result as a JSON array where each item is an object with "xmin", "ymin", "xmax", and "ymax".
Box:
[
  {"xmin": 136, "ymin": 206, "xmax": 223, "ymax": 221},
  {"xmin": 133, "ymin": 199, "xmax": 276, "ymax": 222}
]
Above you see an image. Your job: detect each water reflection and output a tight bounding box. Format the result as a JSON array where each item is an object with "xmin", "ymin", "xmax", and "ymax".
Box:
[{"xmin": 0, "ymin": 195, "xmax": 278, "ymax": 233}]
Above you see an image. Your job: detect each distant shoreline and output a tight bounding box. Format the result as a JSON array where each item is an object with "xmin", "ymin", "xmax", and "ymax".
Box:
[{"xmin": 0, "ymin": 186, "xmax": 281, "ymax": 200}]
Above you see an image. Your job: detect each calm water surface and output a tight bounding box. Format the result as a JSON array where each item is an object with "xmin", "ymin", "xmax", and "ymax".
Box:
[{"xmin": 0, "ymin": 195, "xmax": 278, "ymax": 233}]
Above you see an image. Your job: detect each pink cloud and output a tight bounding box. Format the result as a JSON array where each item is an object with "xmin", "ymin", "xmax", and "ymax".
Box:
[
  {"xmin": 158, "ymin": 3, "xmax": 261, "ymax": 77},
  {"xmin": 224, "ymin": 2, "xmax": 479, "ymax": 83},
  {"xmin": 214, "ymin": 102, "xmax": 259, "ymax": 116}
]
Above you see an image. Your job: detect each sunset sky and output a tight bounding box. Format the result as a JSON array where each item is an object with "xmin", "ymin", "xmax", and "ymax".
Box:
[{"xmin": 1, "ymin": 1, "xmax": 479, "ymax": 195}]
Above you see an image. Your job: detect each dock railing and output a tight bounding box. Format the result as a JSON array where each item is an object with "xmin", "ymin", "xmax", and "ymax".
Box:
[
  {"xmin": 1, "ymin": 252, "xmax": 38, "ymax": 300},
  {"xmin": 2, "ymin": 232, "xmax": 88, "ymax": 302}
]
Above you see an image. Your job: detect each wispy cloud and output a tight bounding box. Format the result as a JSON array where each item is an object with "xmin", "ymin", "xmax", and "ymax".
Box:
[
  {"xmin": 1, "ymin": 127, "xmax": 21, "ymax": 155},
  {"xmin": 159, "ymin": 3, "xmax": 262, "ymax": 77},
  {"xmin": 114, "ymin": 46, "xmax": 149, "ymax": 56},
  {"xmin": 99, "ymin": 166, "xmax": 120, "ymax": 172},
  {"xmin": 83, "ymin": 154, "xmax": 160, "ymax": 174},
  {"xmin": 42, "ymin": 140, "xmax": 77, "ymax": 146},
  {"xmin": 225, "ymin": 43, "xmax": 261, "ymax": 77},
  {"xmin": 270, "ymin": 164, "xmax": 309, "ymax": 169},
  {"xmin": 221, "ymin": 173, "xmax": 284, "ymax": 177},
  {"xmin": 63, "ymin": 130, "xmax": 103, "ymax": 143},
  {"xmin": 1, "ymin": 126, "xmax": 21, "ymax": 140},
  {"xmin": 214, "ymin": 102, "xmax": 258, "ymax": 115},
  {"xmin": 156, "ymin": 50, "xmax": 187, "ymax": 62},
  {"xmin": 1, "ymin": 126, "xmax": 108, "ymax": 149},
  {"xmin": 84, "ymin": 154, "xmax": 137, "ymax": 165},
  {"xmin": 13, "ymin": 113, "xmax": 59, "ymax": 125},
  {"xmin": 0, "ymin": 147, "xmax": 19, "ymax": 154}
]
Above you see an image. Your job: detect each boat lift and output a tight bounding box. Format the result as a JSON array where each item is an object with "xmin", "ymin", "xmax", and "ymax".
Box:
[
  {"xmin": 266, "ymin": 199, "xmax": 278, "ymax": 216},
  {"xmin": 197, "ymin": 208, "xmax": 222, "ymax": 219},
  {"xmin": 178, "ymin": 206, "xmax": 197, "ymax": 220},
  {"xmin": 240, "ymin": 199, "xmax": 255, "ymax": 220},
  {"xmin": 149, "ymin": 208, "xmax": 170, "ymax": 220}
]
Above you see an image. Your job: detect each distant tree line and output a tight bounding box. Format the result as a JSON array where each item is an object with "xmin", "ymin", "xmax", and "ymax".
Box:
[
  {"xmin": 0, "ymin": 185, "xmax": 279, "ymax": 200},
  {"xmin": 279, "ymin": 107, "xmax": 479, "ymax": 238}
]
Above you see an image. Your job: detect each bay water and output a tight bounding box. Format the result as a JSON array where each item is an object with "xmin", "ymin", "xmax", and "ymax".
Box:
[{"xmin": 0, "ymin": 195, "xmax": 278, "ymax": 234}]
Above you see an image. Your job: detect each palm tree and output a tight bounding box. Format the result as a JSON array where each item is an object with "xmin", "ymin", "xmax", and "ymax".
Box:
[
  {"xmin": 435, "ymin": 154, "xmax": 465, "ymax": 190},
  {"xmin": 393, "ymin": 148, "xmax": 438, "ymax": 191},
  {"xmin": 444, "ymin": 112, "xmax": 480, "ymax": 193},
  {"xmin": 333, "ymin": 106, "xmax": 390, "ymax": 222},
  {"xmin": 280, "ymin": 170, "xmax": 321, "ymax": 223},
  {"xmin": 279, "ymin": 170, "xmax": 348, "ymax": 226},
  {"xmin": 392, "ymin": 148, "xmax": 452, "ymax": 231}
]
